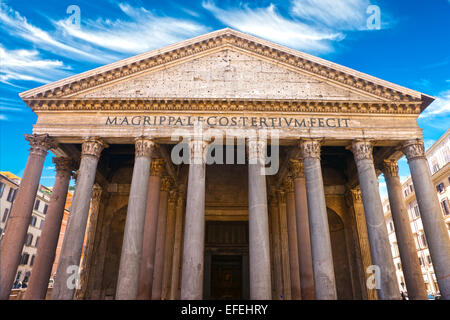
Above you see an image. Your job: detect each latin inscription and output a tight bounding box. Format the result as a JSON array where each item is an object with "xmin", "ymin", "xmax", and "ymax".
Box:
[{"xmin": 105, "ymin": 115, "xmax": 350, "ymax": 128}]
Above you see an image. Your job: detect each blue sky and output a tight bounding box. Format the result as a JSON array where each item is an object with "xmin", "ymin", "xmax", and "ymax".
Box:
[{"xmin": 0, "ymin": 0, "xmax": 449, "ymax": 197}]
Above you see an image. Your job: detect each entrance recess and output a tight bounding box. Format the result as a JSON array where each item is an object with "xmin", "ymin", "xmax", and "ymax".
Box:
[{"xmin": 204, "ymin": 221, "xmax": 249, "ymax": 300}]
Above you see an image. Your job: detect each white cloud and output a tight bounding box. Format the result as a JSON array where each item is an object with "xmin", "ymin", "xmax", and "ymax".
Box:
[
  {"xmin": 0, "ymin": 2, "xmax": 211, "ymax": 89},
  {"xmin": 203, "ymin": 1, "xmax": 343, "ymax": 53},
  {"xmin": 0, "ymin": 106, "xmax": 25, "ymax": 112},
  {"xmin": 290, "ymin": 0, "xmax": 372, "ymax": 30},
  {"xmin": 0, "ymin": 44, "xmax": 71, "ymax": 84},
  {"xmin": 419, "ymin": 90, "xmax": 450, "ymax": 118},
  {"xmin": 0, "ymin": 3, "xmax": 104, "ymax": 62},
  {"xmin": 54, "ymin": 3, "xmax": 209, "ymax": 54},
  {"xmin": 0, "ymin": 2, "xmax": 209, "ymax": 67},
  {"xmin": 0, "ymin": 114, "xmax": 8, "ymax": 121}
]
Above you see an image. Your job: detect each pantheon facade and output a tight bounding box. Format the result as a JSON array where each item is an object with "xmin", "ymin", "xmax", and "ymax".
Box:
[{"xmin": 1, "ymin": 29, "xmax": 449, "ymax": 300}]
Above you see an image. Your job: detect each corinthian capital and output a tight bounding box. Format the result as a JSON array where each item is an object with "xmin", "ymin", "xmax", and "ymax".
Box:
[
  {"xmin": 135, "ymin": 137, "xmax": 156, "ymax": 158},
  {"xmin": 277, "ymin": 190, "xmax": 286, "ymax": 203},
  {"xmin": 299, "ymin": 139, "xmax": 322, "ymax": 159},
  {"xmin": 382, "ymin": 160, "xmax": 399, "ymax": 177},
  {"xmin": 289, "ymin": 159, "xmax": 304, "ymax": 179},
  {"xmin": 82, "ymin": 137, "xmax": 108, "ymax": 158},
  {"xmin": 402, "ymin": 139, "xmax": 425, "ymax": 161},
  {"xmin": 169, "ymin": 190, "xmax": 178, "ymax": 203},
  {"xmin": 268, "ymin": 186, "xmax": 278, "ymax": 205},
  {"xmin": 283, "ymin": 176, "xmax": 294, "ymax": 193},
  {"xmin": 350, "ymin": 187, "xmax": 362, "ymax": 203},
  {"xmin": 150, "ymin": 158, "xmax": 165, "ymax": 177},
  {"xmin": 91, "ymin": 183, "xmax": 103, "ymax": 205},
  {"xmin": 53, "ymin": 157, "xmax": 74, "ymax": 177},
  {"xmin": 246, "ymin": 137, "xmax": 266, "ymax": 164},
  {"xmin": 177, "ymin": 192, "xmax": 185, "ymax": 207},
  {"xmin": 25, "ymin": 133, "xmax": 57, "ymax": 157},
  {"xmin": 161, "ymin": 176, "xmax": 172, "ymax": 192},
  {"xmin": 351, "ymin": 139, "xmax": 373, "ymax": 162},
  {"xmin": 189, "ymin": 139, "xmax": 210, "ymax": 164}
]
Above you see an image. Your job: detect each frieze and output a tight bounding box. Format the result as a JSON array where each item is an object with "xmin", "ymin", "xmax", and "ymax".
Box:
[{"xmin": 27, "ymin": 99, "xmax": 422, "ymax": 114}]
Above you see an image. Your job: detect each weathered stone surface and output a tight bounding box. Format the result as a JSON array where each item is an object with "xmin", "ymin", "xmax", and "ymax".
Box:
[
  {"xmin": 351, "ymin": 140, "xmax": 400, "ymax": 300},
  {"xmin": 76, "ymin": 50, "xmax": 375, "ymax": 101},
  {"xmin": 116, "ymin": 139, "xmax": 154, "ymax": 300}
]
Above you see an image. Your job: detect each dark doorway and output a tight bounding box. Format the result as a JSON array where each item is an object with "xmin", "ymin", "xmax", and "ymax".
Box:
[
  {"xmin": 211, "ymin": 255, "xmax": 242, "ymax": 299},
  {"xmin": 204, "ymin": 221, "xmax": 249, "ymax": 300}
]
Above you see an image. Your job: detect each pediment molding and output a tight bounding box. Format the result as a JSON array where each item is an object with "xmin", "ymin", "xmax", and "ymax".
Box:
[
  {"xmin": 28, "ymin": 98, "xmax": 422, "ymax": 114},
  {"xmin": 20, "ymin": 29, "xmax": 428, "ymax": 108}
]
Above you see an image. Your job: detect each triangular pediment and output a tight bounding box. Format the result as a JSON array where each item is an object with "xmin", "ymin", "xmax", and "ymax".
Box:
[
  {"xmin": 71, "ymin": 49, "xmax": 378, "ymax": 101},
  {"xmin": 20, "ymin": 28, "xmax": 433, "ymax": 110}
]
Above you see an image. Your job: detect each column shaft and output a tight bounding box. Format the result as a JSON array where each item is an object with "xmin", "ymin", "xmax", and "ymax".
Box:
[
  {"xmin": 383, "ymin": 160, "xmax": 428, "ymax": 300},
  {"xmin": 180, "ymin": 139, "xmax": 208, "ymax": 300},
  {"xmin": 0, "ymin": 134, "xmax": 55, "ymax": 300},
  {"xmin": 277, "ymin": 191, "xmax": 292, "ymax": 299},
  {"xmin": 350, "ymin": 188, "xmax": 378, "ymax": 300},
  {"xmin": 51, "ymin": 137, "xmax": 107, "ymax": 300},
  {"xmin": 300, "ymin": 139, "xmax": 337, "ymax": 300},
  {"xmin": 24, "ymin": 157, "xmax": 73, "ymax": 300},
  {"xmin": 351, "ymin": 140, "xmax": 399, "ymax": 300},
  {"xmin": 403, "ymin": 140, "xmax": 450, "ymax": 300},
  {"xmin": 290, "ymin": 159, "xmax": 315, "ymax": 300},
  {"xmin": 170, "ymin": 189, "xmax": 185, "ymax": 300},
  {"xmin": 247, "ymin": 138, "xmax": 272, "ymax": 300},
  {"xmin": 285, "ymin": 179, "xmax": 301, "ymax": 300},
  {"xmin": 137, "ymin": 159, "xmax": 164, "ymax": 300},
  {"xmin": 151, "ymin": 178, "xmax": 170, "ymax": 299},
  {"xmin": 269, "ymin": 189, "xmax": 283, "ymax": 300},
  {"xmin": 115, "ymin": 137, "xmax": 154, "ymax": 300},
  {"xmin": 76, "ymin": 183, "xmax": 102, "ymax": 300},
  {"xmin": 162, "ymin": 191, "xmax": 177, "ymax": 299}
]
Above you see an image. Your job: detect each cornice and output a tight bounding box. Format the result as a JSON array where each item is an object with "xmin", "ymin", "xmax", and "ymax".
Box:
[
  {"xmin": 26, "ymin": 98, "xmax": 422, "ymax": 114},
  {"xmin": 20, "ymin": 30, "xmax": 425, "ymax": 105}
]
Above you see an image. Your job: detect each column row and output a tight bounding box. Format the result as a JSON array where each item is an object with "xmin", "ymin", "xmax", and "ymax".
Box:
[{"xmin": 2, "ymin": 135, "xmax": 448, "ymax": 300}]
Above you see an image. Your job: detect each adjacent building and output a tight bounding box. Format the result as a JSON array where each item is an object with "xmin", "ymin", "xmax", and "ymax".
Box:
[
  {"xmin": 384, "ymin": 129, "xmax": 450, "ymax": 297},
  {"xmin": 0, "ymin": 172, "xmax": 51, "ymax": 287}
]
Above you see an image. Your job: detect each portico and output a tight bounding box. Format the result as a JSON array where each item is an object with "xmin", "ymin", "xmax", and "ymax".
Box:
[{"xmin": 2, "ymin": 28, "xmax": 449, "ymax": 300}]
